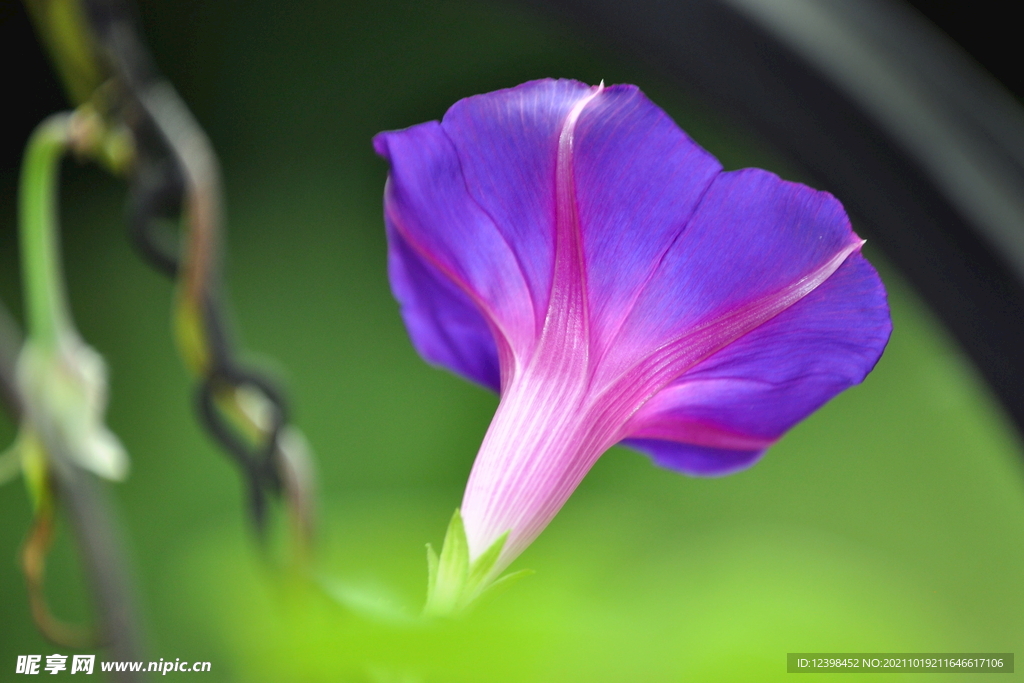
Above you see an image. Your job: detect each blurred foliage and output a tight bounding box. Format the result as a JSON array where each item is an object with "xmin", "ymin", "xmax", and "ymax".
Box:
[{"xmin": 2, "ymin": 0, "xmax": 1023, "ymax": 680}]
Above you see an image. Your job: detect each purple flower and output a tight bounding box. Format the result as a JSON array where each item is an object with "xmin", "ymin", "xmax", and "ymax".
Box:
[{"xmin": 374, "ymin": 79, "xmax": 891, "ymax": 580}]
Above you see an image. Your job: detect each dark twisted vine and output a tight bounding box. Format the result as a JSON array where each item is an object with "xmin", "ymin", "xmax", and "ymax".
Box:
[{"xmin": 79, "ymin": 0, "xmax": 300, "ymax": 535}]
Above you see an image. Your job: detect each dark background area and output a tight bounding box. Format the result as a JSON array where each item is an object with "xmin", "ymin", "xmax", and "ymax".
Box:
[
  {"xmin": 2, "ymin": 0, "xmax": 1021, "ymax": 178},
  {"xmin": 904, "ymin": 0, "xmax": 1022, "ymax": 98}
]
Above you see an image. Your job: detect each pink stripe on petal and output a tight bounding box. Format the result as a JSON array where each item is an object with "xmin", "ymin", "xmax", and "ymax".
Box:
[
  {"xmin": 571, "ymin": 85, "xmax": 722, "ymax": 364},
  {"xmin": 462, "ymin": 84, "xmax": 611, "ymax": 564},
  {"xmin": 441, "ymin": 80, "xmax": 599, "ymax": 329},
  {"xmin": 623, "ymin": 252, "xmax": 891, "ymax": 464},
  {"xmin": 625, "ymin": 413, "xmax": 775, "ymax": 452},
  {"xmin": 386, "ymin": 215, "xmax": 502, "ymax": 390},
  {"xmin": 592, "ymin": 244, "xmax": 869, "ymax": 471},
  {"xmin": 601, "ymin": 239, "xmax": 864, "ymax": 423}
]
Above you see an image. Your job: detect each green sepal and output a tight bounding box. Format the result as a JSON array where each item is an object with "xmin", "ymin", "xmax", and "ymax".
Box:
[
  {"xmin": 464, "ymin": 529, "xmax": 507, "ymax": 596},
  {"xmin": 425, "ymin": 542, "xmax": 439, "ymax": 597},
  {"xmin": 422, "ymin": 509, "xmax": 531, "ymax": 618},
  {"xmin": 423, "ymin": 510, "xmax": 468, "ymax": 616},
  {"xmin": 475, "ymin": 568, "xmax": 535, "ymax": 606}
]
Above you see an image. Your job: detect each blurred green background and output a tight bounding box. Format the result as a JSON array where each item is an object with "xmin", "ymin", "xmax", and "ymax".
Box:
[{"xmin": 2, "ymin": 0, "xmax": 1023, "ymax": 680}]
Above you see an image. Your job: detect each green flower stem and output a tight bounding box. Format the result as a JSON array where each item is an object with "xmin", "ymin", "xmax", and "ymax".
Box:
[{"xmin": 20, "ymin": 113, "xmax": 74, "ymax": 350}]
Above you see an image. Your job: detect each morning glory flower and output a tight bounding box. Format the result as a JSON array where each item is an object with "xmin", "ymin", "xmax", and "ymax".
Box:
[{"xmin": 374, "ymin": 79, "xmax": 891, "ymax": 597}]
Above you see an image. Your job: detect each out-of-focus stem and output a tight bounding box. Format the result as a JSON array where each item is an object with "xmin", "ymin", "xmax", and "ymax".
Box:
[
  {"xmin": 135, "ymin": 81, "xmax": 223, "ymax": 375},
  {"xmin": 49, "ymin": 451, "xmax": 146, "ymax": 676},
  {"xmin": 0, "ymin": 299, "xmax": 24, "ymax": 418},
  {"xmin": 19, "ymin": 113, "xmax": 74, "ymax": 350},
  {"xmin": 21, "ymin": 493, "xmax": 94, "ymax": 649},
  {"xmin": 22, "ymin": 0, "xmax": 105, "ymax": 106}
]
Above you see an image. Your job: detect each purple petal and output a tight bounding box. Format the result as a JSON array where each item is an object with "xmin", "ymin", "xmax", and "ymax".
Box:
[
  {"xmin": 386, "ymin": 217, "xmax": 501, "ymax": 391},
  {"xmin": 440, "ymin": 79, "xmax": 596, "ymax": 328},
  {"xmin": 443, "ymin": 81, "xmax": 724, "ymax": 360},
  {"xmin": 623, "ymin": 252, "xmax": 891, "ymax": 473},
  {"xmin": 596, "ymin": 168, "xmax": 867, "ymax": 384},
  {"xmin": 571, "ymin": 85, "xmax": 721, "ymax": 359},
  {"xmin": 621, "ymin": 439, "xmax": 766, "ymax": 477},
  {"xmin": 374, "ymin": 121, "xmax": 538, "ymax": 378}
]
